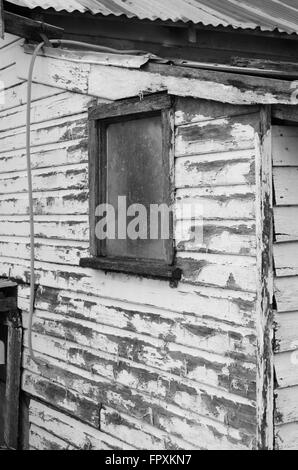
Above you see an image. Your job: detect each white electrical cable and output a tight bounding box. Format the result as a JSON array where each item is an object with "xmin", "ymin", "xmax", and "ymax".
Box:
[
  {"xmin": 26, "ymin": 40, "xmax": 46, "ymax": 364},
  {"xmin": 26, "ymin": 38, "xmax": 151, "ymax": 363}
]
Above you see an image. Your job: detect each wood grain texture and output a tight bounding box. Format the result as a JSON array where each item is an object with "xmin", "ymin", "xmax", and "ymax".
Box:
[
  {"xmin": 273, "ymin": 167, "xmax": 298, "ymax": 206},
  {"xmin": 273, "ymin": 123, "xmax": 298, "ymax": 449},
  {"xmin": 18, "ymin": 48, "xmax": 298, "ymax": 105},
  {"xmin": 274, "ymin": 207, "xmax": 298, "ymax": 242},
  {"xmin": 255, "ymin": 106, "xmax": 274, "ymax": 449},
  {"xmin": 0, "ymin": 46, "xmax": 262, "ymax": 449},
  {"xmin": 272, "ymin": 125, "xmax": 298, "ymax": 167},
  {"xmin": 29, "ymin": 400, "xmax": 135, "ymax": 450},
  {"xmin": 3, "ymin": 12, "xmax": 63, "ymax": 42},
  {"xmin": 275, "ymin": 312, "xmax": 298, "ymax": 353},
  {"xmin": 275, "ymin": 422, "xmax": 298, "ymax": 450},
  {"xmin": 4, "ymin": 309, "xmax": 22, "ymax": 450},
  {"xmin": 274, "ymin": 243, "xmax": 298, "ymax": 277}
]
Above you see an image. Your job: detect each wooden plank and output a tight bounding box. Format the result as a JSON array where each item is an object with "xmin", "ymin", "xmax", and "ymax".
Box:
[
  {"xmin": 0, "ymin": 82, "xmax": 63, "ymax": 114},
  {"xmin": 21, "ymin": 328, "xmax": 256, "ymax": 412},
  {"xmin": 0, "ymin": 39, "xmax": 24, "ymax": 72},
  {"xmin": 162, "ymin": 106, "xmax": 175, "ymax": 266},
  {"xmin": 0, "ymin": 163, "xmax": 88, "ymax": 195},
  {"xmin": 22, "ymin": 313, "xmax": 256, "ymax": 393},
  {"xmin": 0, "ymin": 92, "xmax": 94, "ymax": 133},
  {"xmin": 0, "ymin": 296, "xmax": 17, "ymax": 312},
  {"xmin": 272, "ymin": 125, "xmax": 298, "ymax": 166},
  {"xmin": 0, "ymin": 64, "xmax": 24, "ymax": 91},
  {"xmin": 22, "ymin": 315, "xmax": 257, "ymax": 402},
  {"xmin": 22, "ymin": 319, "xmax": 257, "ymax": 422},
  {"xmin": 89, "ymin": 92, "xmax": 172, "ymax": 120},
  {"xmin": 175, "ymin": 97, "xmax": 259, "ymax": 126},
  {"xmin": 29, "ymin": 400, "xmax": 135, "ymax": 450},
  {"xmin": 145, "ymin": 62, "xmax": 298, "ymax": 105},
  {"xmin": 175, "ymin": 157, "xmax": 255, "ymax": 189},
  {"xmin": 275, "ymin": 423, "xmax": 298, "ymax": 450},
  {"xmin": 0, "ymin": 216, "xmax": 89, "ymax": 241},
  {"xmin": 275, "ymin": 386, "xmax": 298, "ymax": 425},
  {"xmin": 19, "ymin": 284, "xmax": 256, "ymax": 362},
  {"xmin": 0, "ymin": 238, "xmax": 89, "ymax": 266},
  {"xmin": 273, "ymin": 105, "xmax": 298, "ymax": 123},
  {"xmin": 25, "ymin": 366, "xmax": 254, "ymax": 445},
  {"xmin": 23, "ymin": 373, "xmax": 195, "ymax": 450},
  {"xmin": 4, "ymin": 310, "xmax": 22, "ymax": 449},
  {"xmin": 0, "ymin": 139, "xmax": 88, "ymax": 174},
  {"xmin": 175, "ymin": 117, "xmax": 256, "ymax": 157},
  {"xmin": 0, "ymin": 114, "xmax": 87, "ymax": 154},
  {"xmin": 273, "ymin": 167, "xmax": 298, "ymax": 205},
  {"xmin": 0, "ymin": 33, "xmax": 20, "ymax": 49},
  {"xmin": 19, "ymin": 393, "xmax": 30, "ymax": 450},
  {"xmin": 178, "ymin": 252, "xmax": 256, "ymax": 292},
  {"xmin": 275, "ymin": 276, "xmax": 298, "ymax": 312},
  {"xmin": 176, "ymin": 219, "xmax": 256, "ymax": 256},
  {"xmin": 0, "ymin": 190, "xmax": 88, "ymax": 216},
  {"xmin": 274, "ymin": 243, "xmax": 298, "ymax": 277},
  {"xmin": 275, "ymin": 312, "xmax": 298, "ymax": 353},
  {"xmin": 30, "ymin": 424, "xmax": 77, "ymax": 451},
  {"xmin": 21, "ymin": 327, "xmax": 256, "ymax": 420},
  {"xmin": 176, "ymin": 185, "xmax": 256, "ymax": 221},
  {"xmin": 80, "ymin": 257, "xmax": 182, "ymax": 283},
  {"xmin": 17, "ymin": 54, "xmax": 91, "ymax": 95},
  {"xmin": 274, "ymin": 351, "xmax": 298, "ymax": 388},
  {"xmin": 4, "ymin": 12, "xmax": 63, "ymax": 42},
  {"xmin": 274, "ymin": 207, "xmax": 298, "ymax": 241},
  {"xmin": 22, "ymin": 368, "xmax": 253, "ymax": 450},
  {"xmin": 255, "ymin": 106, "xmax": 274, "ymax": 449},
  {"xmin": 22, "ymin": 308, "xmax": 256, "ymax": 372},
  {"xmin": 88, "ymin": 118, "xmax": 99, "ymax": 258},
  {"xmin": 0, "ymin": 256, "xmax": 257, "ymax": 328},
  {"xmin": 18, "ymin": 49, "xmax": 298, "ymax": 105},
  {"xmin": 24, "ymin": 43, "xmax": 150, "ymax": 70}
]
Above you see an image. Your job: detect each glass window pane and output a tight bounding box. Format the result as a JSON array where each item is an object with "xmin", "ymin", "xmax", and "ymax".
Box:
[{"xmin": 105, "ymin": 114, "xmax": 167, "ymax": 260}]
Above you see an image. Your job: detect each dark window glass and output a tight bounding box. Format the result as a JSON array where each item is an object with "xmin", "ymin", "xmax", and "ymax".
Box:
[{"xmin": 106, "ymin": 115, "xmax": 166, "ymax": 260}]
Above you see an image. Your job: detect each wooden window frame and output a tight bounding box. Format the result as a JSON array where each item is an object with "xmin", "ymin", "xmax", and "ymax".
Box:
[
  {"xmin": 0, "ymin": 282, "xmax": 22, "ymax": 450},
  {"xmin": 80, "ymin": 93, "xmax": 181, "ymax": 283}
]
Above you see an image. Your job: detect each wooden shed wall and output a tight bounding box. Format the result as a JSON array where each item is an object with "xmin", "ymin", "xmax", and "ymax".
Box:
[
  {"xmin": 273, "ymin": 125, "xmax": 298, "ymax": 450},
  {"xmin": 0, "ymin": 34, "xmax": 260, "ymax": 450}
]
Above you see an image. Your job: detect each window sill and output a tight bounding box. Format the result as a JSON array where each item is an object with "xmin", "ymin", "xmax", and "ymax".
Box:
[{"xmin": 79, "ymin": 257, "xmax": 182, "ymax": 285}]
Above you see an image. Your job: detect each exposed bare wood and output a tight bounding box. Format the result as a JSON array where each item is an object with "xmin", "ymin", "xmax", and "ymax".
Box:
[
  {"xmin": 273, "ymin": 105, "xmax": 298, "ymax": 124},
  {"xmin": 0, "ymin": 55, "xmax": 263, "ymax": 449},
  {"xmin": 4, "ymin": 11, "xmax": 63, "ymax": 42},
  {"xmin": 274, "ymin": 207, "xmax": 298, "ymax": 242},
  {"xmin": 273, "ymin": 167, "xmax": 298, "ymax": 206},
  {"xmin": 272, "ymin": 120, "xmax": 298, "ymax": 449},
  {"xmin": 275, "ymin": 312, "xmax": 298, "ymax": 353},
  {"xmin": 80, "ymin": 257, "xmax": 182, "ymax": 283},
  {"xmin": 275, "ymin": 422, "xmax": 298, "ymax": 450},
  {"xmin": 255, "ymin": 106, "xmax": 274, "ymax": 449},
  {"xmin": 274, "ymin": 243, "xmax": 298, "ymax": 277},
  {"xmin": 4, "ymin": 309, "xmax": 22, "ymax": 449},
  {"xmin": 17, "ymin": 49, "xmax": 298, "ymax": 105}
]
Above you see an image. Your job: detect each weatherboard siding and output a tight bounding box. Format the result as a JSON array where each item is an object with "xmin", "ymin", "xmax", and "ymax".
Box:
[
  {"xmin": 273, "ymin": 125, "xmax": 298, "ymax": 450},
  {"xmin": 0, "ymin": 36, "xmax": 260, "ymax": 449}
]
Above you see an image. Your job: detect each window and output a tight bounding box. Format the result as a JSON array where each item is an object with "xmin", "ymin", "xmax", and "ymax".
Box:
[{"xmin": 80, "ymin": 93, "xmax": 181, "ymax": 283}]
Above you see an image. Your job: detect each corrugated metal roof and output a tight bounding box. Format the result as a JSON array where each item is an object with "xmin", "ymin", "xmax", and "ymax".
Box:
[{"xmin": 6, "ymin": 0, "xmax": 298, "ymax": 35}]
